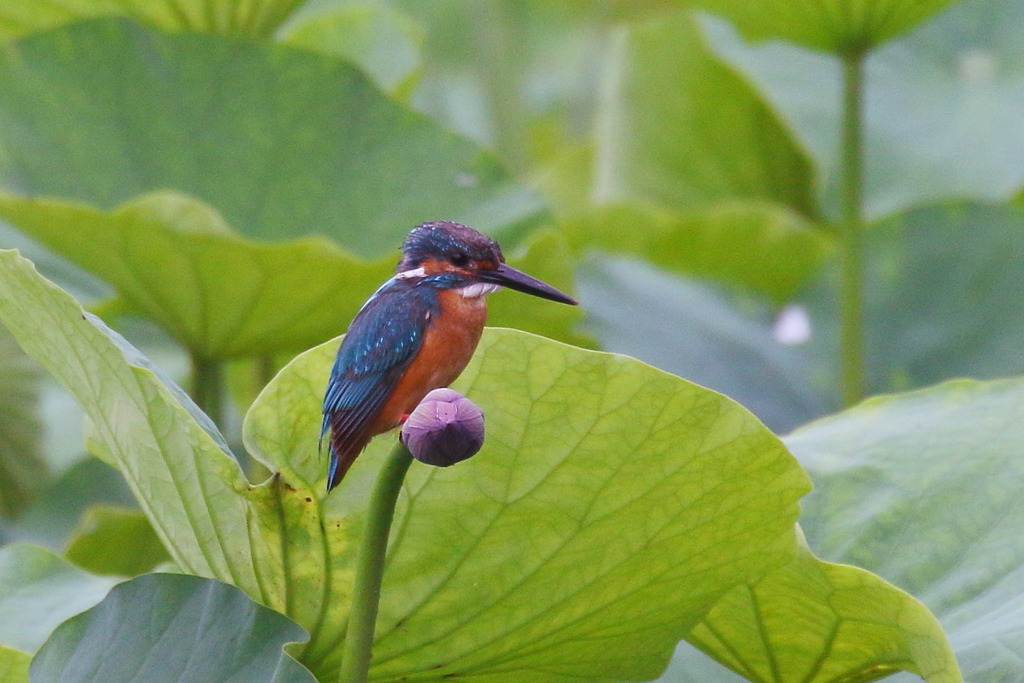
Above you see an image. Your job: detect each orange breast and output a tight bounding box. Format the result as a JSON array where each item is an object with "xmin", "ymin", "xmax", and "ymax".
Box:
[{"xmin": 369, "ymin": 288, "xmax": 487, "ymax": 435}]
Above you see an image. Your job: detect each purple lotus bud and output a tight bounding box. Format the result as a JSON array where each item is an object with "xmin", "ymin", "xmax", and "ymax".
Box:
[{"xmin": 402, "ymin": 388, "xmax": 485, "ymax": 467}]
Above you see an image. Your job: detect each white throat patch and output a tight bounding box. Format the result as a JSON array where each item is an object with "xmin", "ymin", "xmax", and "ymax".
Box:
[{"xmin": 457, "ymin": 282, "xmax": 503, "ymax": 298}]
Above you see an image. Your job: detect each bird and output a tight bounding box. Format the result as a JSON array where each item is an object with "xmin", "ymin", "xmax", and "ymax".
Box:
[{"xmin": 321, "ymin": 220, "xmax": 578, "ymax": 491}]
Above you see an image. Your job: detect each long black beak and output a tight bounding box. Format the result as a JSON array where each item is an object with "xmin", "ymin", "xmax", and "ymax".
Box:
[{"xmin": 478, "ymin": 263, "xmax": 579, "ymax": 305}]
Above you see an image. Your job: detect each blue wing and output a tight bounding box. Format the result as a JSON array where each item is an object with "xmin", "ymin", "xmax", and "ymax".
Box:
[{"xmin": 322, "ymin": 279, "xmax": 439, "ymax": 489}]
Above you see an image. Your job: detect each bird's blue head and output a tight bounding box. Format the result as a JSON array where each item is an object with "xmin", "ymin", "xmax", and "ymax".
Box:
[{"xmin": 395, "ymin": 221, "xmax": 578, "ymax": 305}]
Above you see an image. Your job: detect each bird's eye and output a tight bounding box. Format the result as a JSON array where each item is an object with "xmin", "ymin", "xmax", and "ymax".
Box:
[{"xmin": 450, "ymin": 252, "xmax": 469, "ymax": 267}]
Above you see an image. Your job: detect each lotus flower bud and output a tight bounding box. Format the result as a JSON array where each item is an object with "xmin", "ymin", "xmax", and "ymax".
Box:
[{"xmin": 401, "ymin": 388, "xmax": 484, "ymax": 467}]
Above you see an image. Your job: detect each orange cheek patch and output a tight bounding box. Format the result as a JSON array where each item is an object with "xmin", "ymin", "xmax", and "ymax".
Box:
[{"xmin": 419, "ymin": 257, "xmax": 447, "ymax": 275}]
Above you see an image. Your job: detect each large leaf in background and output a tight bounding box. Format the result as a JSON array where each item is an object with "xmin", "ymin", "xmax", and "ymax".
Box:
[
  {"xmin": 705, "ymin": 0, "xmax": 1024, "ymax": 220},
  {"xmin": 0, "ymin": 457, "xmax": 134, "ymax": 552},
  {"xmin": 563, "ymin": 202, "xmax": 831, "ymax": 304},
  {"xmin": 592, "ymin": 10, "xmax": 816, "ymax": 219},
  {"xmin": 0, "ymin": 250, "xmax": 282, "ymax": 606},
  {"xmin": 0, "ymin": 18, "xmax": 538, "ymax": 259},
  {"xmin": 246, "ymin": 329, "xmax": 812, "ymax": 681},
  {"xmin": 862, "ymin": 203, "xmax": 1024, "ymax": 389},
  {"xmin": 64, "ymin": 505, "xmax": 170, "ymax": 577},
  {"xmin": 786, "ymin": 378, "xmax": 1024, "ymax": 682},
  {"xmin": 31, "ymin": 574, "xmax": 314, "ymax": 683},
  {"xmin": 0, "ymin": 192, "xmax": 583, "ymax": 359},
  {"xmin": 282, "ymin": 2, "xmax": 424, "ymax": 98},
  {"xmin": 798, "ymin": 202, "xmax": 1024, "ymax": 399},
  {"xmin": 0, "ymin": 191, "xmax": 393, "ymax": 359},
  {"xmin": 529, "ymin": 0, "xmax": 689, "ymax": 22},
  {"xmin": 576, "ymin": 256, "xmax": 831, "ymax": 434},
  {"xmin": 0, "ymin": 0, "xmax": 304, "ymax": 39},
  {"xmin": 691, "ymin": 0, "xmax": 956, "ymax": 52},
  {"xmin": 0, "ymin": 324, "xmax": 45, "ymax": 516},
  {"xmin": 0, "ymin": 544, "xmax": 117, "ymax": 656}
]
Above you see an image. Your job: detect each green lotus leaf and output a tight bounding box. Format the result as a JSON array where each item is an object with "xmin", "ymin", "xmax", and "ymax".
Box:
[
  {"xmin": 592, "ymin": 11, "xmax": 816, "ymax": 218},
  {"xmin": 0, "ymin": 544, "xmax": 117, "ymax": 656},
  {"xmin": 281, "ymin": 2, "xmax": 424, "ymax": 98},
  {"xmin": 30, "ymin": 573, "xmax": 315, "ymax": 683},
  {"xmin": 0, "ymin": 245, "xmax": 808, "ymax": 680},
  {"xmin": 246, "ymin": 326, "xmax": 812, "ymax": 680},
  {"xmin": 692, "ymin": 0, "xmax": 958, "ymax": 53},
  {"xmin": 0, "ymin": 0, "xmax": 305, "ymax": 40},
  {"xmin": 0, "ymin": 324, "xmax": 46, "ymax": 516},
  {"xmin": 0, "ymin": 245, "xmax": 959, "ymax": 682},
  {"xmin": 0, "ymin": 191, "xmax": 395, "ymax": 359},
  {"xmin": 552, "ymin": 0, "xmax": 689, "ymax": 21},
  {"xmin": 0, "ymin": 18, "xmax": 537, "ymax": 259},
  {"xmin": 64, "ymin": 505, "xmax": 170, "ymax": 577},
  {"xmin": 0, "ymin": 249, "xmax": 282, "ymax": 605},
  {"xmin": 788, "ymin": 378, "xmax": 1024, "ymax": 681},
  {"xmin": 0, "ymin": 645, "xmax": 28, "ymax": 683},
  {"xmin": 564, "ymin": 202, "xmax": 831, "ymax": 303},
  {"xmin": 685, "ymin": 532, "xmax": 960, "ymax": 683},
  {"xmin": 0, "ymin": 191, "xmax": 583, "ymax": 360}
]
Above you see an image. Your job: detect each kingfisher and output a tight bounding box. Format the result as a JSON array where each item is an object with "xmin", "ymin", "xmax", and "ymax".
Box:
[{"xmin": 322, "ymin": 221, "xmax": 578, "ymax": 491}]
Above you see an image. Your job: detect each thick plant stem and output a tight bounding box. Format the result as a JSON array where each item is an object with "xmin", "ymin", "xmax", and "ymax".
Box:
[
  {"xmin": 840, "ymin": 50, "xmax": 866, "ymax": 406},
  {"xmin": 477, "ymin": 0, "xmax": 530, "ymax": 172},
  {"xmin": 190, "ymin": 353, "xmax": 224, "ymax": 428},
  {"xmin": 338, "ymin": 442, "xmax": 414, "ymax": 683},
  {"xmin": 255, "ymin": 354, "xmax": 276, "ymax": 392}
]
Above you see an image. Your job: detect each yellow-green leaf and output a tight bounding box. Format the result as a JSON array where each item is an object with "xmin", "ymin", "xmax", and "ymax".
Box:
[
  {"xmin": 0, "ymin": 249, "xmax": 282, "ymax": 605},
  {"xmin": 246, "ymin": 329, "xmax": 812, "ymax": 680},
  {"xmin": 692, "ymin": 0, "xmax": 958, "ymax": 53},
  {"xmin": 0, "ymin": 191, "xmax": 394, "ymax": 359},
  {"xmin": 0, "ymin": 0, "xmax": 305, "ymax": 39},
  {"xmin": 0, "ymin": 645, "xmax": 28, "ymax": 683},
  {"xmin": 564, "ymin": 202, "xmax": 831, "ymax": 303},
  {"xmin": 0, "ymin": 18, "xmax": 534, "ymax": 259},
  {"xmin": 593, "ymin": 11, "xmax": 816, "ymax": 217},
  {"xmin": 64, "ymin": 505, "xmax": 170, "ymax": 577},
  {"xmin": 687, "ymin": 533, "xmax": 961, "ymax": 683}
]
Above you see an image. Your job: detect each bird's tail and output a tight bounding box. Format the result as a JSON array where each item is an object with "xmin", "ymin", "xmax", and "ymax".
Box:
[{"xmin": 326, "ymin": 418, "xmax": 372, "ymax": 492}]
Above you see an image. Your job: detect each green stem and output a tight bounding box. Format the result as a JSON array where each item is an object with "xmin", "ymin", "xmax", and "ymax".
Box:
[
  {"xmin": 255, "ymin": 354, "xmax": 276, "ymax": 392},
  {"xmin": 476, "ymin": 0, "xmax": 530, "ymax": 172},
  {"xmin": 338, "ymin": 442, "xmax": 414, "ymax": 683},
  {"xmin": 190, "ymin": 353, "xmax": 225, "ymax": 429},
  {"xmin": 840, "ymin": 49, "xmax": 866, "ymax": 407}
]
